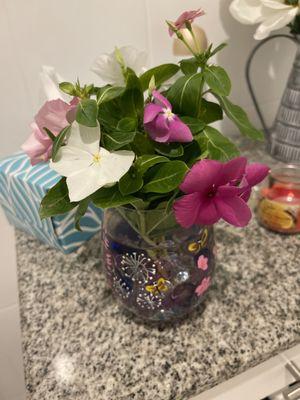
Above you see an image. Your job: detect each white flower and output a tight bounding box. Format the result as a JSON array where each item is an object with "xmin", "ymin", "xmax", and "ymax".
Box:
[
  {"xmin": 50, "ymin": 122, "xmax": 135, "ymax": 201},
  {"xmin": 91, "ymin": 45, "xmax": 148, "ymax": 85},
  {"xmin": 230, "ymin": 0, "xmax": 299, "ymax": 40},
  {"xmin": 39, "ymin": 65, "xmax": 68, "ymax": 101}
]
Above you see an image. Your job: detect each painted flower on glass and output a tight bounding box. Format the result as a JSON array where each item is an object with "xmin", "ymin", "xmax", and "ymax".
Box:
[
  {"xmin": 91, "ymin": 45, "xmax": 147, "ymax": 85},
  {"xmin": 195, "ymin": 276, "xmax": 211, "ymax": 296},
  {"xmin": 173, "ymin": 157, "xmax": 269, "ymax": 228},
  {"xmin": 50, "ymin": 121, "xmax": 135, "ymax": 202},
  {"xmin": 230, "ymin": 0, "xmax": 299, "ymax": 40},
  {"xmin": 22, "ymin": 98, "xmax": 78, "ymax": 165},
  {"xmin": 168, "ymin": 9, "xmax": 205, "ymax": 36},
  {"xmin": 197, "ymin": 255, "xmax": 209, "ymax": 270},
  {"xmin": 118, "ymin": 252, "xmax": 156, "ymax": 284},
  {"xmin": 143, "ymin": 90, "xmax": 193, "ymax": 143}
]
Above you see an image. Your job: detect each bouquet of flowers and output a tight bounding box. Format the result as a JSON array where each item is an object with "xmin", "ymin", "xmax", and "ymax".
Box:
[{"xmin": 22, "ymin": 9, "xmax": 269, "ymax": 243}]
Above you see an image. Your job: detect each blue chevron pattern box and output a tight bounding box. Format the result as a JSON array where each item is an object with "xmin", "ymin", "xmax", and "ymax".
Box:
[{"xmin": 0, "ymin": 152, "xmax": 103, "ymax": 253}]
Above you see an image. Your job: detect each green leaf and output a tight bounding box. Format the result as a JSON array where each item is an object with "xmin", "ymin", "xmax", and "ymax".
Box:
[
  {"xmin": 201, "ymin": 126, "xmax": 240, "ymax": 161},
  {"xmin": 143, "ymin": 161, "xmax": 188, "ymax": 193},
  {"xmin": 117, "ymin": 117, "xmax": 137, "ymax": 132},
  {"xmin": 74, "ymin": 198, "xmax": 90, "ymax": 231},
  {"xmin": 39, "ymin": 178, "xmax": 77, "ymax": 219},
  {"xmin": 199, "ymin": 99, "xmax": 223, "ymax": 124},
  {"xmin": 180, "ymin": 116, "xmax": 205, "ymax": 134},
  {"xmin": 43, "ymin": 127, "xmax": 55, "ymax": 141},
  {"xmin": 154, "ymin": 143, "xmax": 184, "ymax": 158},
  {"xmin": 167, "ymin": 73, "xmax": 203, "ymax": 117},
  {"xmin": 216, "ymin": 95, "xmax": 264, "ymax": 141},
  {"xmin": 180, "ymin": 141, "xmax": 202, "ymax": 166},
  {"xmin": 97, "ymin": 85, "xmax": 126, "ymax": 104},
  {"xmin": 135, "ymin": 155, "xmax": 168, "ymax": 175},
  {"xmin": 140, "ymin": 64, "xmax": 180, "ymax": 91},
  {"xmin": 120, "ymin": 68, "xmax": 144, "ymax": 117},
  {"xmin": 102, "ymin": 131, "xmax": 136, "ymax": 151},
  {"xmin": 131, "ymin": 132, "xmax": 155, "ymax": 155},
  {"xmin": 203, "ymin": 66, "xmax": 231, "ymax": 97},
  {"xmin": 119, "ymin": 169, "xmax": 143, "ymax": 195},
  {"xmin": 59, "ymin": 82, "xmax": 76, "ymax": 96},
  {"xmin": 92, "ymin": 185, "xmax": 135, "ymax": 208},
  {"xmin": 166, "ymin": 189, "xmax": 180, "ymax": 214},
  {"xmin": 210, "ymin": 43, "xmax": 227, "ymax": 57},
  {"xmin": 76, "ymin": 99, "xmax": 98, "ymax": 127},
  {"xmin": 52, "ymin": 125, "xmax": 71, "ymax": 161},
  {"xmin": 179, "ymin": 58, "xmax": 199, "ymax": 75}
]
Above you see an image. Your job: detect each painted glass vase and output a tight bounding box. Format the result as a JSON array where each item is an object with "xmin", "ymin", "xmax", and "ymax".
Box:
[{"xmin": 102, "ymin": 207, "xmax": 215, "ymax": 322}]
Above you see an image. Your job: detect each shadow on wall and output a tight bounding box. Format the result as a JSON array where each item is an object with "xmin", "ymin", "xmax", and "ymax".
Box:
[{"xmin": 216, "ymin": 0, "xmax": 295, "ymax": 137}]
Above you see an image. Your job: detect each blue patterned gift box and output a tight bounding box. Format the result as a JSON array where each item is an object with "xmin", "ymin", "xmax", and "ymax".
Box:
[{"xmin": 0, "ymin": 152, "xmax": 103, "ymax": 253}]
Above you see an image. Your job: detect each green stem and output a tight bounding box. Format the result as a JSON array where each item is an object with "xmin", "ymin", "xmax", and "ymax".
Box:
[{"xmin": 116, "ymin": 208, "xmax": 157, "ymax": 247}]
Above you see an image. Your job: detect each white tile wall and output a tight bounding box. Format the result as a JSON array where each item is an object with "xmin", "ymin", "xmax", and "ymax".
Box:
[{"xmin": 0, "ymin": 0, "xmax": 296, "ymax": 158}]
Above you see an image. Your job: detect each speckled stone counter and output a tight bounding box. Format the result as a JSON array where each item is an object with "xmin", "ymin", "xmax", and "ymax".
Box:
[
  {"xmin": 16, "ymin": 217, "xmax": 299, "ymax": 400},
  {"xmin": 16, "ymin": 140, "xmax": 299, "ymax": 400}
]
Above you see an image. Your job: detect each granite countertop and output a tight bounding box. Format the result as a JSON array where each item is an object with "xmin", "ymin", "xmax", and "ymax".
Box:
[{"xmin": 16, "ymin": 141, "xmax": 299, "ymax": 400}]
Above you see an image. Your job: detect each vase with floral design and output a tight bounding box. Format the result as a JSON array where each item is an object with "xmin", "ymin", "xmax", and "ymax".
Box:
[{"xmin": 102, "ymin": 207, "xmax": 215, "ymax": 322}]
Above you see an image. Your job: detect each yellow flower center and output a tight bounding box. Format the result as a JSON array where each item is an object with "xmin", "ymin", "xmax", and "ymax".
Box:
[
  {"xmin": 163, "ymin": 107, "xmax": 175, "ymax": 121},
  {"xmin": 93, "ymin": 152, "xmax": 101, "ymax": 164}
]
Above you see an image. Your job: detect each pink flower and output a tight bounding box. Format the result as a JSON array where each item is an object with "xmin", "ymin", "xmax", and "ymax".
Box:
[
  {"xmin": 143, "ymin": 90, "xmax": 193, "ymax": 143},
  {"xmin": 22, "ymin": 98, "xmax": 78, "ymax": 165},
  {"xmin": 173, "ymin": 157, "xmax": 269, "ymax": 228},
  {"xmin": 195, "ymin": 276, "xmax": 211, "ymax": 297},
  {"xmin": 240, "ymin": 163, "xmax": 270, "ymax": 202},
  {"xmin": 169, "ymin": 9, "xmax": 205, "ymax": 36},
  {"xmin": 197, "ymin": 255, "xmax": 208, "ymax": 270}
]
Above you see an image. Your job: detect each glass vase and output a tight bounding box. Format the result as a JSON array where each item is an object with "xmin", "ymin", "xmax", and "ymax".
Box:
[{"xmin": 101, "ymin": 207, "xmax": 215, "ymax": 322}]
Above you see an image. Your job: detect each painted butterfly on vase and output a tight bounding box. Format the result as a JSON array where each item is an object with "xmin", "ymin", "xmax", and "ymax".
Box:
[
  {"xmin": 188, "ymin": 228, "xmax": 208, "ymax": 253},
  {"xmin": 145, "ymin": 278, "xmax": 171, "ymax": 296}
]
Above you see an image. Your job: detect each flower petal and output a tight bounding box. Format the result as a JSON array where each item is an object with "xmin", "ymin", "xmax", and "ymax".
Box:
[
  {"xmin": 220, "ymin": 156, "xmax": 247, "ymax": 185},
  {"xmin": 195, "ymin": 199, "xmax": 220, "ymax": 225},
  {"xmin": 67, "ymin": 121, "xmax": 101, "ymax": 155},
  {"xmin": 39, "ymin": 65, "xmax": 66, "ymax": 101},
  {"xmin": 173, "ymin": 193, "xmax": 203, "ymax": 228},
  {"xmin": 261, "ymin": 0, "xmax": 295, "ymax": 10},
  {"xmin": 152, "ymin": 90, "xmax": 172, "ymax": 109},
  {"xmin": 168, "ymin": 117, "xmax": 193, "ymax": 143},
  {"xmin": 50, "ymin": 146, "xmax": 92, "ymax": 177},
  {"xmin": 143, "ymin": 103, "xmax": 162, "ymax": 124},
  {"xmin": 230, "ymin": 0, "xmax": 264, "ymax": 25},
  {"xmin": 215, "ymin": 196, "xmax": 252, "ymax": 227},
  {"xmin": 180, "ymin": 159, "xmax": 223, "ymax": 194},
  {"xmin": 35, "ymin": 99, "xmax": 70, "ymax": 135},
  {"xmin": 66, "ymin": 164, "xmax": 107, "ymax": 202},
  {"xmin": 145, "ymin": 114, "xmax": 170, "ymax": 142},
  {"xmin": 91, "ymin": 46, "xmax": 147, "ymax": 85},
  {"xmin": 100, "ymin": 149, "xmax": 135, "ymax": 185},
  {"xmin": 245, "ymin": 163, "xmax": 270, "ymax": 186},
  {"xmin": 254, "ymin": 6, "xmax": 298, "ymax": 39}
]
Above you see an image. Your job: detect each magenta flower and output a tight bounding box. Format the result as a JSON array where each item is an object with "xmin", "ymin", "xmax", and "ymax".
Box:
[
  {"xmin": 22, "ymin": 98, "xmax": 78, "ymax": 165},
  {"xmin": 241, "ymin": 163, "xmax": 270, "ymax": 202},
  {"xmin": 173, "ymin": 157, "xmax": 269, "ymax": 228},
  {"xmin": 197, "ymin": 255, "xmax": 208, "ymax": 271},
  {"xmin": 169, "ymin": 9, "xmax": 205, "ymax": 36},
  {"xmin": 143, "ymin": 90, "xmax": 193, "ymax": 143},
  {"xmin": 195, "ymin": 276, "xmax": 211, "ymax": 297}
]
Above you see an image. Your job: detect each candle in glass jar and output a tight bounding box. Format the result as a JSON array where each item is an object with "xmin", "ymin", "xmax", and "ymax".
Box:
[{"xmin": 257, "ymin": 166, "xmax": 300, "ymax": 234}]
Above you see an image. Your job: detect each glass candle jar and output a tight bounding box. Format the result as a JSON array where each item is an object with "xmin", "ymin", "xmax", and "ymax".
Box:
[{"xmin": 257, "ymin": 165, "xmax": 300, "ymax": 234}]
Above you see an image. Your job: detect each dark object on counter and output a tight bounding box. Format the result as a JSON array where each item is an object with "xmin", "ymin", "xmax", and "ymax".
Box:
[{"xmin": 246, "ymin": 34, "xmax": 300, "ymax": 163}]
